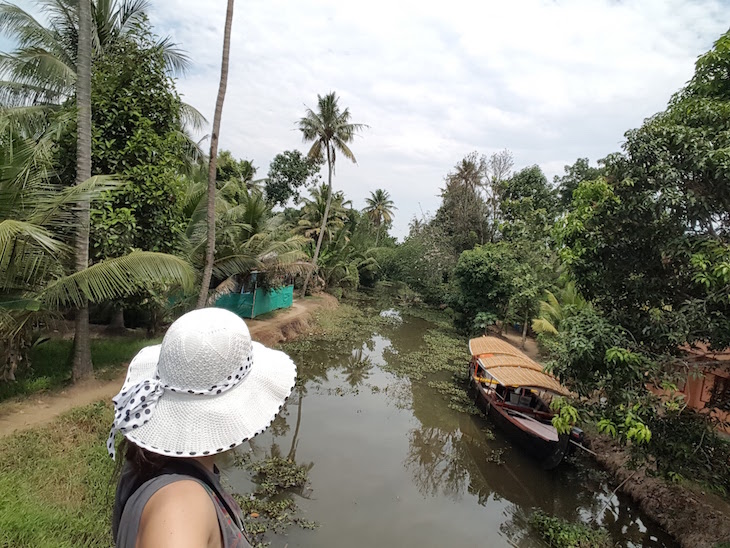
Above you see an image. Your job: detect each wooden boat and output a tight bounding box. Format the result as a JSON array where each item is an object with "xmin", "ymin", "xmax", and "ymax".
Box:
[{"xmin": 468, "ymin": 336, "xmax": 582, "ymax": 469}]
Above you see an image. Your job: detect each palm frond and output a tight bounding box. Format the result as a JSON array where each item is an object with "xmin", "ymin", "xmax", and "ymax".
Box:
[
  {"xmin": 40, "ymin": 251, "xmax": 195, "ymax": 309},
  {"xmin": 179, "ymin": 101, "xmax": 207, "ymax": 131},
  {"xmin": 532, "ymin": 317, "xmax": 559, "ymax": 336},
  {"xmin": 29, "ymin": 175, "xmax": 120, "ymax": 227},
  {"xmin": 0, "ymin": 218, "xmax": 66, "ymax": 272},
  {"xmin": 154, "ymin": 35, "xmax": 191, "ymax": 75},
  {"xmin": 212, "ymin": 254, "xmax": 262, "ymax": 280}
]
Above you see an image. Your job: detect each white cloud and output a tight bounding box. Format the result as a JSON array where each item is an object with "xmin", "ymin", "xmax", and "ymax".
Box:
[{"xmin": 146, "ymin": 0, "xmax": 729, "ymax": 237}]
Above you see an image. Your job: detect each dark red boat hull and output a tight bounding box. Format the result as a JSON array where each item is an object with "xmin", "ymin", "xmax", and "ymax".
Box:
[{"xmin": 470, "ymin": 378, "xmax": 568, "ymax": 469}]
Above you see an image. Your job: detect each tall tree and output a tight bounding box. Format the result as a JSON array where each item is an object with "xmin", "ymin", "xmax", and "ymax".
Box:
[
  {"xmin": 70, "ymin": 0, "xmax": 93, "ymax": 380},
  {"xmin": 554, "ymin": 158, "xmax": 603, "ymax": 211},
  {"xmin": 265, "ymin": 150, "xmax": 322, "ymax": 207},
  {"xmin": 498, "ymin": 165, "xmax": 558, "ymax": 242},
  {"xmin": 483, "ymin": 149, "xmax": 513, "ymax": 242},
  {"xmin": 433, "ymin": 153, "xmax": 489, "ymax": 254},
  {"xmin": 558, "ymin": 30, "xmax": 730, "ymax": 351},
  {"xmin": 364, "ymin": 188, "xmax": 396, "ymax": 245},
  {"xmin": 197, "ymin": 0, "xmax": 235, "ymax": 309},
  {"xmin": 0, "ymin": 0, "xmax": 190, "ymax": 116},
  {"xmin": 298, "ymin": 92, "xmax": 366, "ymax": 296}
]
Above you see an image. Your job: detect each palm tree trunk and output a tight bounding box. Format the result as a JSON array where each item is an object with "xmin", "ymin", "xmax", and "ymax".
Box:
[
  {"xmin": 521, "ymin": 309, "xmax": 529, "ymax": 349},
  {"xmin": 71, "ymin": 0, "xmax": 93, "ymax": 382},
  {"xmin": 108, "ymin": 307, "xmax": 125, "ymax": 332},
  {"xmin": 197, "ymin": 0, "xmax": 235, "ymax": 309},
  {"xmin": 301, "ymin": 145, "xmax": 332, "ymax": 297},
  {"xmin": 375, "ymin": 223, "xmax": 380, "ymax": 246},
  {"xmin": 287, "ymin": 387, "xmax": 304, "ymax": 461}
]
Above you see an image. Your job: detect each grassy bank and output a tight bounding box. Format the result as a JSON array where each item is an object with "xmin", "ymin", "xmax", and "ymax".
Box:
[
  {"xmin": 0, "ymin": 402, "xmax": 116, "ymax": 547},
  {"xmin": 0, "ymin": 399, "xmax": 315, "ymax": 547},
  {"xmin": 0, "ymin": 337, "xmax": 161, "ymax": 403}
]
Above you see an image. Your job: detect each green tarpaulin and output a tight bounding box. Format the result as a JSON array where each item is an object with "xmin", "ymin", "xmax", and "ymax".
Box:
[{"xmin": 215, "ymin": 285, "xmax": 294, "ymax": 319}]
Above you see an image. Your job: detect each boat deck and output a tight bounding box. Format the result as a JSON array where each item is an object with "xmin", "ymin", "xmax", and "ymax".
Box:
[{"xmin": 508, "ymin": 412, "xmax": 559, "ymax": 442}]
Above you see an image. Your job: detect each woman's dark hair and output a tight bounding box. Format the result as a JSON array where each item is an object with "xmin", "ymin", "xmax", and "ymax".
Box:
[{"xmin": 114, "ymin": 438, "xmax": 175, "ymax": 482}]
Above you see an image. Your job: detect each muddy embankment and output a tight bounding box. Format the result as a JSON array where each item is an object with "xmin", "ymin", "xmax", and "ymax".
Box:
[
  {"xmin": 246, "ymin": 293, "xmax": 338, "ymax": 346},
  {"xmin": 588, "ymin": 434, "xmax": 730, "ymax": 548}
]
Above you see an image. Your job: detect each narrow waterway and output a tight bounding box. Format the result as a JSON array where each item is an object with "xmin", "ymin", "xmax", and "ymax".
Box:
[{"xmin": 226, "ymin": 306, "xmax": 677, "ymax": 547}]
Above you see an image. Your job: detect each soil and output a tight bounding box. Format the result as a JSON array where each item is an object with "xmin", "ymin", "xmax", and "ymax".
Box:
[
  {"xmin": 588, "ymin": 433, "xmax": 730, "ymax": 548},
  {"xmin": 0, "ymin": 294, "xmax": 338, "ymax": 438}
]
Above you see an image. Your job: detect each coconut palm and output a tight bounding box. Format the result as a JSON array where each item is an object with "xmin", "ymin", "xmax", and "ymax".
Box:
[
  {"xmin": 0, "ymin": 136, "xmax": 195, "ymax": 382},
  {"xmin": 0, "ymin": 0, "xmax": 202, "ymax": 167},
  {"xmin": 198, "ymin": 0, "xmax": 235, "ymax": 308},
  {"xmin": 297, "ymin": 92, "xmax": 366, "ymax": 296},
  {"xmin": 295, "ymin": 184, "xmax": 350, "ymax": 243},
  {"xmin": 317, "ymin": 223, "xmax": 377, "ymax": 290},
  {"xmin": 364, "ymin": 188, "xmax": 396, "ymax": 245},
  {"xmin": 70, "ymin": 0, "xmax": 93, "ymax": 379},
  {"xmin": 0, "ymin": 0, "xmax": 190, "ymax": 109},
  {"xmin": 531, "ymin": 281, "xmax": 589, "ymax": 336},
  {"xmin": 181, "ymin": 177, "xmax": 310, "ymax": 305}
]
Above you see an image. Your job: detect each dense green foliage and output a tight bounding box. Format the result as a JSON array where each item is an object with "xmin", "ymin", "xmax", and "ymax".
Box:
[
  {"xmin": 372, "ymin": 29, "xmax": 730, "ymax": 495},
  {"xmin": 265, "ymin": 150, "xmax": 322, "ymax": 207},
  {"xmin": 0, "ymin": 336, "xmax": 161, "ymax": 402},
  {"xmin": 1, "ymin": 0, "xmax": 729, "ymax": 510},
  {"xmin": 82, "ymin": 30, "xmax": 190, "ymax": 259}
]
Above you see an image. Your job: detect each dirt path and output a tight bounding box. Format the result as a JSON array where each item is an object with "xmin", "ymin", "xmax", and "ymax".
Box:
[{"xmin": 0, "ymin": 295, "xmax": 337, "ymax": 438}]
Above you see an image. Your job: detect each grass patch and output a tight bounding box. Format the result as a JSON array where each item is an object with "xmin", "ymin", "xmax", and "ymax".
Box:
[
  {"xmin": 529, "ymin": 510, "xmax": 610, "ymax": 548},
  {"xmin": 0, "ymin": 401, "xmax": 313, "ymax": 547},
  {"xmin": 0, "ymin": 336, "xmax": 161, "ymax": 402},
  {"xmin": 0, "ymin": 402, "xmax": 116, "ymax": 547}
]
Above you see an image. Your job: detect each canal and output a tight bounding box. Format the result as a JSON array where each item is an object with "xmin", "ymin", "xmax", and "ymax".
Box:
[{"xmin": 226, "ymin": 302, "xmax": 677, "ymax": 547}]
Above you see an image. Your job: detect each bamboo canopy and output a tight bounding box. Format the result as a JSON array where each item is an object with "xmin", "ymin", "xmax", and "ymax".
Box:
[{"xmin": 469, "ymin": 336, "xmax": 571, "ymax": 397}]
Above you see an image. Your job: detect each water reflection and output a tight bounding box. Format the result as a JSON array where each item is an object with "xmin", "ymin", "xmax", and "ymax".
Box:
[
  {"xmin": 343, "ymin": 349, "xmax": 373, "ymax": 388},
  {"xmin": 405, "ymin": 426, "xmax": 471, "ymax": 500},
  {"xmin": 239, "ymin": 306, "xmax": 677, "ymax": 548}
]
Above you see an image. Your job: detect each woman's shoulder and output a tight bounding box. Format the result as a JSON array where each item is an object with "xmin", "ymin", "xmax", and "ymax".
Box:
[{"xmin": 137, "ymin": 479, "xmax": 221, "ymax": 548}]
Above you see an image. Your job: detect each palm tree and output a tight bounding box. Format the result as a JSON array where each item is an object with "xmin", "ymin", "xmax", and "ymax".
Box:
[
  {"xmin": 0, "ymin": 0, "xmax": 201, "ymax": 169},
  {"xmin": 0, "ymin": 137, "xmax": 195, "ymax": 382},
  {"xmin": 70, "ymin": 0, "xmax": 93, "ymax": 379},
  {"xmin": 298, "ymin": 92, "xmax": 366, "ymax": 297},
  {"xmin": 0, "ymin": 0, "xmax": 190, "ymax": 109},
  {"xmin": 295, "ymin": 184, "xmax": 350, "ymax": 242},
  {"xmin": 531, "ymin": 282, "xmax": 589, "ymax": 336},
  {"xmin": 364, "ymin": 189, "xmax": 396, "ymax": 246},
  {"xmin": 198, "ymin": 0, "xmax": 235, "ymax": 309},
  {"xmin": 181, "ymin": 177, "xmax": 310, "ymax": 305}
]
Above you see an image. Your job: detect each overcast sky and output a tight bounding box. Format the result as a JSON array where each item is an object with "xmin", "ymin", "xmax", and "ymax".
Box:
[{"xmin": 13, "ymin": 0, "xmax": 730, "ymax": 237}]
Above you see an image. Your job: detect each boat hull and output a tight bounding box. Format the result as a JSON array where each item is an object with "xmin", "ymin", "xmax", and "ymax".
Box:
[{"xmin": 471, "ymin": 378, "xmax": 569, "ymax": 469}]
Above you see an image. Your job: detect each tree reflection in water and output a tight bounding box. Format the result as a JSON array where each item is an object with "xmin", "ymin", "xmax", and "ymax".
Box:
[
  {"xmin": 343, "ymin": 348, "xmax": 373, "ymax": 388},
  {"xmin": 405, "ymin": 426, "xmax": 470, "ymax": 499}
]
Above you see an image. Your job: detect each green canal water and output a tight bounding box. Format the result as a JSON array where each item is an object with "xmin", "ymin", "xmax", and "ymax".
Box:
[{"xmin": 224, "ymin": 305, "xmax": 677, "ymax": 547}]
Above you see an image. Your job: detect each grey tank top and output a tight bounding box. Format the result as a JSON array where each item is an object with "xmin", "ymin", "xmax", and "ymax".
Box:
[{"xmin": 114, "ymin": 469, "xmax": 252, "ymax": 548}]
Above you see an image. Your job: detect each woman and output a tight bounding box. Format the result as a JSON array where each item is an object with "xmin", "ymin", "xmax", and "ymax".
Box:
[{"xmin": 108, "ymin": 307, "xmax": 297, "ymax": 547}]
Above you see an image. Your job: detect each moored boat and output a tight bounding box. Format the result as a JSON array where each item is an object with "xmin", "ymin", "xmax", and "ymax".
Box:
[{"xmin": 468, "ymin": 336, "xmax": 582, "ymax": 469}]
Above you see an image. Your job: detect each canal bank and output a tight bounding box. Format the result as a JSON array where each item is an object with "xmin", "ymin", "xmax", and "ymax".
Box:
[
  {"xmin": 0, "ymin": 294, "xmax": 337, "ymax": 438},
  {"xmin": 589, "ymin": 433, "xmax": 730, "ymax": 548}
]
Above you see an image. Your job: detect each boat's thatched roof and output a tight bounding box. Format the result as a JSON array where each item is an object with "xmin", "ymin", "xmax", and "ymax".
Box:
[{"xmin": 469, "ymin": 336, "xmax": 571, "ymax": 397}]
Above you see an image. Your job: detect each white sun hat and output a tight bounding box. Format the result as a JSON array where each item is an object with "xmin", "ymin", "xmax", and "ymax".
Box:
[{"xmin": 106, "ymin": 307, "xmax": 296, "ymax": 459}]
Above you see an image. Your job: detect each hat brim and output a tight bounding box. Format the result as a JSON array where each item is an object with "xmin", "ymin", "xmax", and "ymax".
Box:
[{"xmin": 120, "ymin": 342, "xmax": 296, "ymax": 457}]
